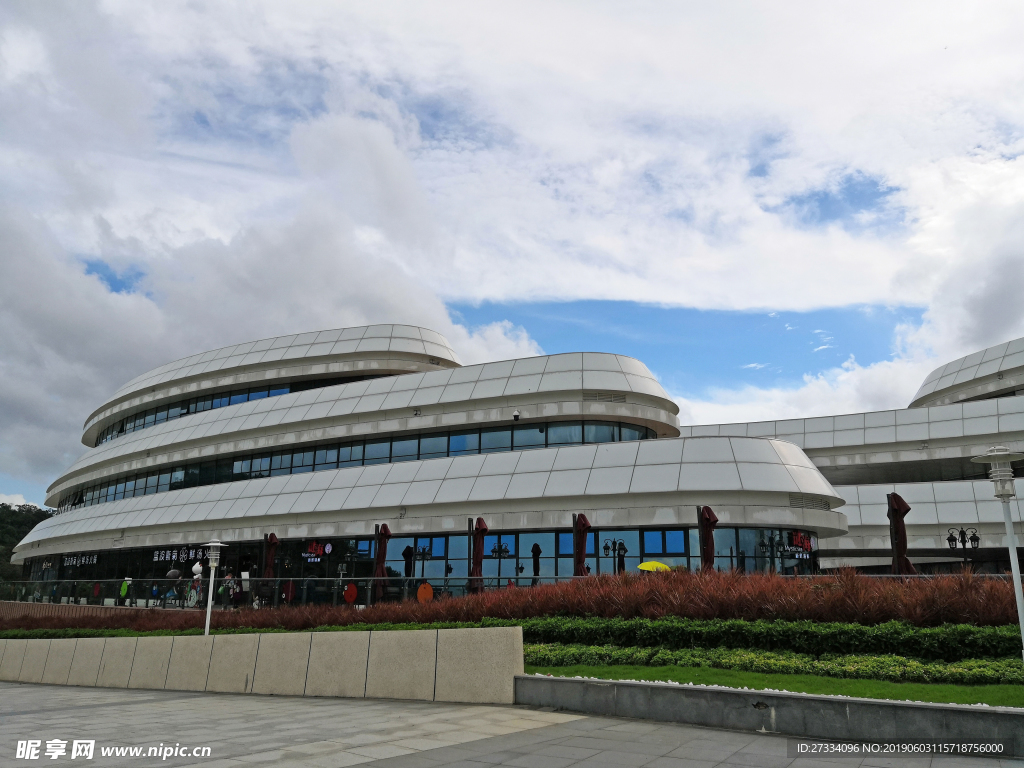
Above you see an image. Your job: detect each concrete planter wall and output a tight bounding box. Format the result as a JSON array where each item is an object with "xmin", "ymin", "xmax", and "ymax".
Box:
[
  {"xmin": 515, "ymin": 675, "xmax": 1024, "ymax": 757},
  {"xmin": 0, "ymin": 626, "xmax": 523, "ymax": 705}
]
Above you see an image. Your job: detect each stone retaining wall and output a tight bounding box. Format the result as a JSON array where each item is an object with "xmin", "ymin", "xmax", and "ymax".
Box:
[
  {"xmin": 515, "ymin": 675, "xmax": 1024, "ymax": 756},
  {"xmin": 0, "ymin": 627, "xmax": 523, "ymax": 704}
]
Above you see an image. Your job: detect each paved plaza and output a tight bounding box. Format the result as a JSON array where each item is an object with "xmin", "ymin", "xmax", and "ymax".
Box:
[{"xmin": 2, "ymin": 682, "xmax": 1022, "ymax": 768}]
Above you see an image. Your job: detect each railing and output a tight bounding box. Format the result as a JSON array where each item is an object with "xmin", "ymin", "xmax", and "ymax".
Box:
[{"xmin": 0, "ymin": 575, "xmax": 588, "ymax": 610}]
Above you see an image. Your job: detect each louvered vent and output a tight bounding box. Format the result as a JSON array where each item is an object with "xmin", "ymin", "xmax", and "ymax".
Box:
[
  {"xmin": 789, "ymin": 493, "xmax": 831, "ymax": 511},
  {"xmin": 583, "ymin": 392, "xmax": 627, "ymax": 403}
]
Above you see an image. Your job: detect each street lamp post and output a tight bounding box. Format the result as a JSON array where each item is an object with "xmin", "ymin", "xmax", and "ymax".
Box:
[
  {"xmin": 203, "ymin": 540, "xmax": 226, "ymax": 637},
  {"xmin": 602, "ymin": 538, "xmax": 626, "ymax": 574},
  {"xmin": 971, "ymin": 447, "xmax": 1024, "ymax": 664},
  {"xmin": 946, "ymin": 527, "xmax": 980, "ymax": 566}
]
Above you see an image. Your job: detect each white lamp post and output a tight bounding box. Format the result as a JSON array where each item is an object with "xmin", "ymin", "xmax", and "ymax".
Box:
[
  {"xmin": 203, "ymin": 540, "xmax": 226, "ymax": 637},
  {"xmin": 971, "ymin": 447, "xmax": 1024, "ymax": 663}
]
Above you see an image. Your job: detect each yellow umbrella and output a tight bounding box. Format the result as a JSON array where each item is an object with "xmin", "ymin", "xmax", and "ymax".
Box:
[{"xmin": 637, "ymin": 561, "xmax": 670, "ymax": 572}]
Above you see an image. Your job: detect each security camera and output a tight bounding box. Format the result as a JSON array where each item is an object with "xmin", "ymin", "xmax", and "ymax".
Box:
[{"xmin": 512, "ymin": 410, "xmax": 520, "ymax": 421}]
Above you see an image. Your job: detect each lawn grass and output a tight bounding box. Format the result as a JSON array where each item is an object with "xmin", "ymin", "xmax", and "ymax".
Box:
[{"xmin": 524, "ymin": 664, "xmax": 1024, "ymax": 709}]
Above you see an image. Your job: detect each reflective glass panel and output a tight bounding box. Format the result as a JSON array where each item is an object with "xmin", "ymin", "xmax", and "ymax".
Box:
[
  {"xmin": 448, "ymin": 430, "xmax": 479, "ymax": 455},
  {"xmin": 419, "ymin": 434, "xmax": 448, "ymax": 457},
  {"xmin": 584, "ymin": 422, "xmax": 618, "ymax": 444},
  {"xmin": 547, "ymin": 422, "xmax": 583, "ymax": 445},
  {"xmin": 513, "ymin": 426, "xmax": 545, "ymax": 449},
  {"xmin": 364, "ymin": 440, "xmax": 390, "ymax": 465},
  {"xmin": 643, "ymin": 530, "xmax": 663, "ymax": 554},
  {"xmin": 620, "ymin": 424, "xmax": 645, "ymax": 441},
  {"xmin": 480, "ymin": 428, "xmax": 511, "ymax": 453},
  {"xmin": 665, "ymin": 530, "xmax": 686, "ymax": 554},
  {"xmin": 557, "ymin": 532, "xmax": 574, "ymax": 556},
  {"xmin": 391, "ymin": 438, "xmax": 418, "ymax": 460}
]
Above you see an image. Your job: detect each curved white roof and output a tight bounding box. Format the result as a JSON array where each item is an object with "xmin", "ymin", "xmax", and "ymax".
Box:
[
  {"xmin": 21, "ymin": 437, "xmax": 844, "ymax": 551},
  {"xmin": 50, "ymin": 352, "xmax": 679, "ymax": 503},
  {"xmin": 911, "ymin": 336, "xmax": 1024, "ymax": 407},
  {"xmin": 92, "ymin": 325, "xmax": 461, "ymax": 420}
]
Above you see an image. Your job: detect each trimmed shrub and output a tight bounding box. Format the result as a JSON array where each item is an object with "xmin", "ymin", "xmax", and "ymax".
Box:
[
  {"xmin": 2, "ymin": 569, "xmax": 1018, "ymax": 632},
  {"xmin": 524, "ymin": 643, "xmax": 1024, "ymax": 686}
]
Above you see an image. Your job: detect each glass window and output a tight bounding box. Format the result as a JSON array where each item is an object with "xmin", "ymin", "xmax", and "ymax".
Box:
[
  {"xmin": 520, "ymin": 532, "xmax": 555, "ymax": 560},
  {"xmin": 448, "ymin": 535, "xmax": 468, "ymax": 560},
  {"xmin": 212, "ymin": 393, "xmax": 230, "ymax": 408},
  {"xmin": 714, "ymin": 528, "xmax": 737, "ymax": 557},
  {"xmin": 154, "ymin": 407, "xmax": 168, "ymax": 424},
  {"xmin": 480, "ymin": 428, "xmax": 511, "ymax": 453},
  {"xmin": 314, "ymin": 447, "xmax": 338, "ymax": 470},
  {"xmin": 144, "ymin": 411, "xmax": 156, "ymax": 428},
  {"xmin": 547, "ymin": 422, "xmax": 583, "ymax": 446},
  {"xmin": 448, "ymin": 430, "xmax": 479, "ymax": 456},
  {"xmin": 513, "ymin": 425, "xmax": 545, "ymax": 450},
  {"xmin": 269, "ymin": 386, "xmax": 290, "ymax": 397},
  {"xmin": 419, "ymin": 434, "xmax": 448, "ymax": 458},
  {"xmin": 230, "ymin": 392, "xmax": 248, "ymax": 405},
  {"xmin": 338, "ymin": 443, "xmax": 363, "ymax": 467},
  {"xmin": 248, "ymin": 387, "xmax": 269, "ymax": 400},
  {"xmin": 216, "ymin": 460, "xmax": 233, "ymax": 483},
  {"xmin": 643, "ymin": 530, "xmax": 663, "ymax": 554},
  {"xmin": 585, "ymin": 422, "xmax": 618, "ymax": 444},
  {"xmin": 620, "ymin": 424, "xmax": 645, "ymax": 441},
  {"xmin": 430, "ymin": 537, "xmax": 446, "ymax": 558},
  {"xmin": 484, "ymin": 534, "xmax": 499, "ymax": 557},
  {"xmin": 123, "ymin": 479, "xmax": 136, "ymax": 497},
  {"xmin": 499, "ymin": 534, "xmax": 516, "ymax": 556},
  {"xmin": 251, "ymin": 456, "xmax": 271, "ymax": 478},
  {"xmin": 233, "ymin": 459, "xmax": 251, "ymax": 479},
  {"xmin": 157, "ymin": 472, "xmax": 171, "ymax": 492},
  {"xmin": 665, "ymin": 530, "xmax": 686, "ymax": 554},
  {"xmin": 270, "ymin": 453, "xmax": 292, "ymax": 476},
  {"xmin": 364, "ymin": 439, "xmax": 390, "ymax": 465},
  {"xmin": 557, "ymin": 532, "xmax": 574, "ymax": 556},
  {"xmin": 145, "ymin": 474, "xmax": 159, "ymax": 494},
  {"xmin": 391, "ymin": 438, "xmax": 418, "ymax": 461},
  {"xmin": 292, "ymin": 451, "xmax": 314, "ymax": 473}
]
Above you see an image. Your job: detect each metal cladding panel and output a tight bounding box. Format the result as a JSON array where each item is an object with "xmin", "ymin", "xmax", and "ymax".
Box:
[
  {"xmin": 58, "ymin": 350, "xmax": 678, "ymax": 501},
  {"xmin": 23, "ymin": 437, "xmax": 843, "ymax": 550},
  {"xmin": 910, "ymin": 334, "xmax": 1024, "ymax": 407}
]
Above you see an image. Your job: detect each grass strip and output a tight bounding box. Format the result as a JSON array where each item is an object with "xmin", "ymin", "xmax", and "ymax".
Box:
[
  {"xmin": 524, "ymin": 643, "xmax": 1024, "ymax": 685},
  {"xmin": 524, "ymin": 664, "xmax": 1024, "ymax": 709}
]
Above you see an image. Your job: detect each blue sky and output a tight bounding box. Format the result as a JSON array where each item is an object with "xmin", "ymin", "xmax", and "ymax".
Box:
[
  {"xmin": 451, "ymin": 301, "xmax": 923, "ymax": 398},
  {"xmin": 2, "ymin": 3, "xmax": 1024, "ymax": 510}
]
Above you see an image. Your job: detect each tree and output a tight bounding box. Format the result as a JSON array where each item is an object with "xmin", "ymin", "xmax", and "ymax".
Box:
[{"xmin": 0, "ymin": 504, "xmax": 52, "ymax": 582}]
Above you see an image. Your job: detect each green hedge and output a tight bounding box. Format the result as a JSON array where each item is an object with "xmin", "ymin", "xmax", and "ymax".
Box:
[
  {"xmin": 524, "ymin": 643, "xmax": 1024, "ymax": 686},
  {"xmin": 4, "ymin": 616, "xmax": 1020, "ymax": 662},
  {"xmin": 510, "ymin": 617, "xmax": 1022, "ymax": 661}
]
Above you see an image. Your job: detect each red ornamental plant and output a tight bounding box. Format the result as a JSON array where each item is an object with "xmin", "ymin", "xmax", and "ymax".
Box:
[{"xmin": 2, "ymin": 570, "xmax": 1018, "ymax": 632}]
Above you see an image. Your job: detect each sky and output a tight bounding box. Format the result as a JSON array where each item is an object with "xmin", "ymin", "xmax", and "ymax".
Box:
[{"xmin": 2, "ymin": 2, "xmax": 1024, "ymax": 507}]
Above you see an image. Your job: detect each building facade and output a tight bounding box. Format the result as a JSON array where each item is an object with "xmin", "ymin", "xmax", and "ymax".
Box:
[
  {"xmin": 674, "ymin": 337, "xmax": 1024, "ymax": 572},
  {"xmin": 14, "ymin": 325, "xmax": 844, "ymax": 588}
]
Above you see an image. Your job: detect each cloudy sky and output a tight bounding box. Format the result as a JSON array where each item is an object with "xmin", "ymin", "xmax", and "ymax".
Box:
[{"xmin": 2, "ymin": 1, "xmax": 1024, "ymax": 507}]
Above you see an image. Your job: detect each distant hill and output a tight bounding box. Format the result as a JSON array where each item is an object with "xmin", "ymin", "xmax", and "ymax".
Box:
[{"xmin": 0, "ymin": 504, "xmax": 52, "ymax": 581}]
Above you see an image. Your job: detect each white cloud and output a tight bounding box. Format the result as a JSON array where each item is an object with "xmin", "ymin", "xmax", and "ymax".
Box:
[
  {"xmin": 0, "ymin": 493, "xmax": 30, "ymax": 507},
  {"xmin": 2, "ymin": 1, "xmax": 1024, "ymax": 491},
  {"xmin": 676, "ymin": 355, "xmax": 939, "ymax": 426}
]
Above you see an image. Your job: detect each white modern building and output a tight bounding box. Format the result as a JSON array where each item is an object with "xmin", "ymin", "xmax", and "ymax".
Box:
[
  {"xmin": 12, "ymin": 325, "xmax": 1024, "ymax": 585},
  {"xmin": 13, "ymin": 325, "xmax": 843, "ymax": 590}
]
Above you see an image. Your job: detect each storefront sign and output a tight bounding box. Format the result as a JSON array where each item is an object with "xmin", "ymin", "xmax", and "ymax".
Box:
[
  {"xmin": 63, "ymin": 553, "xmax": 98, "ymax": 567},
  {"xmin": 302, "ymin": 540, "xmax": 327, "ymax": 563}
]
